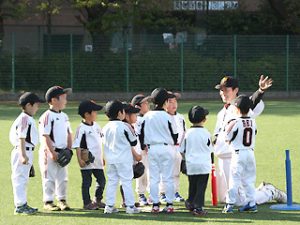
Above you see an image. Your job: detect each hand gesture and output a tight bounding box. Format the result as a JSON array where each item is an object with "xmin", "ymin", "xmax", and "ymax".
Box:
[
  {"xmin": 50, "ymin": 151, "xmax": 58, "ymax": 161},
  {"xmin": 78, "ymin": 159, "xmax": 86, "ymax": 168},
  {"xmin": 259, "ymin": 75, "xmax": 273, "ymax": 91},
  {"xmin": 20, "ymin": 154, "xmax": 29, "ymax": 164}
]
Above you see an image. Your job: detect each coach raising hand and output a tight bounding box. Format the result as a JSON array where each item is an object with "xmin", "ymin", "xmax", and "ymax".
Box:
[{"xmin": 213, "ymin": 74, "xmax": 273, "ymax": 206}]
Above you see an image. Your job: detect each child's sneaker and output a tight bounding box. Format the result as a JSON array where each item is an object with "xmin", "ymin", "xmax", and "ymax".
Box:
[
  {"xmin": 174, "ymin": 192, "xmax": 184, "ymax": 202},
  {"xmin": 162, "ymin": 204, "xmax": 174, "ymax": 213},
  {"xmin": 14, "ymin": 204, "xmax": 38, "ymax": 215},
  {"xmin": 239, "ymin": 202, "xmax": 257, "ymax": 213},
  {"xmin": 126, "ymin": 206, "xmax": 140, "ymax": 214},
  {"xmin": 160, "ymin": 193, "xmax": 167, "ymax": 203},
  {"xmin": 57, "ymin": 200, "xmax": 71, "ymax": 211},
  {"xmin": 185, "ymin": 200, "xmax": 194, "ymax": 211},
  {"xmin": 84, "ymin": 202, "xmax": 99, "ymax": 210},
  {"xmin": 222, "ymin": 204, "xmax": 234, "ymax": 213},
  {"xmin": 151, "ymin": 205, "xmax": 160, "ymax": 214},
  {"xmin": 95, "ymin": 200, "xmax": 106, "ymax": 208},
  {"xmin": 104, "ymin": 205, "xmax": 118, "ymax": 214},
  {"xmin": 43, "ymin": 202, "xmax": 60, "ymax": 211},
  {"xmin": 192, "ymin": 208, "xmax": 208, "ymax": 216},
  {"xmin": 139, "ymin": 194, "xmax": 149, "ymax": 206}
]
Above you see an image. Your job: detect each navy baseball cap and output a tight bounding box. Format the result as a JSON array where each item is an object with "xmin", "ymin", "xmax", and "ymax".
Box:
[
  {"xmin": 78, "ymin": 100, "xmax": 103, "ymax": 117},
  {"xmin": 131, "ymin": 94, "xmax": 150, "ymax": 106},
  {"xmin": 215, "ymin": 76, "xmax": 239, "ymax": 90},
  {"xmin": 233, "ymin": 95, "xmax": 252, "ymax": 113},
  {"xmin": 105, "ymin": 100, "xmax": 126, "ymax": 119},
  {"xmin": 123, "ymin": 103, "xmax": 140, "ymax": 114},
  {"xmin": 19, "ymin": 92, "xmax": 45, "ymax": 106},
  {"xmin": 45, "ymin": 86, "xmax": 72, "ymax": 103},
  {"xmin": 151, "ymin": 88, "xmax": 174, "ymax": 105},
  {"xmin": 188, "ymin": 105, "xmax": 209, "ymax": 124}
]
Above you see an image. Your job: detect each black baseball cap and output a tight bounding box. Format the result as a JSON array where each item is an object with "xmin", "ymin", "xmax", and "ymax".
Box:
[
  {"xmin": 233, "ymin": 95, "xmax": 252, "ymax": 113},
  {"xmin": 151, "ymin": 88, "xmax": 174, "ymax": 105},
  {"xmin": 123, "ymin": 103, "xmax": 140, "ymax": 114},
  {"xmin": 188, "ymin": 105, "xmax": 209, "ymax": 124},
  {"xmin": 19, "ymin": 92, "xmax": 45, "ymax": 106},
  {"xmin": 45, "ymin": 86, "xmax": 72, "ymax": 103},
  {"xmin": 78, "ymin": 100, "xmax": 103, "ymax": 117},
  {"xmin": 215, "ymin": 76, "xmax": 239, "ymax": 89},
  {"xmin": 105, "ymin": 100, "xmax": 126, "ymax": 119},
  {"xmin": 131, "ymin": 94, "xmax": 150, "ymax": 106},
  {"xmin": 168, "ymin": 91, "xmax": 181, "ymax": 99}
]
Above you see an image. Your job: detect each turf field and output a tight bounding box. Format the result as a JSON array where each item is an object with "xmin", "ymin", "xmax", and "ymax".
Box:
[{"xmin": 0, "ymin": 100, "xmax": 300, "ymax": 225}]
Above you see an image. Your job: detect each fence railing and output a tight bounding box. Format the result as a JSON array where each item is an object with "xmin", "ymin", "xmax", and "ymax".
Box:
[{"xmin": 0, "ymin": 30, "xmax": 299, "ymax": 93}]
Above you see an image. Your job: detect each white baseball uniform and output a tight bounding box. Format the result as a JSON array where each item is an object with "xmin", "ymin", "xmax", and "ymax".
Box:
[
  {"xmin": 102, "ymin": 120, "xmax": 137, "ymax": 207},
  {"xmin": 225, "ymin": 117, "xmax": 257, "ymax": 207},
  {"xmin": 141, "ymin": 109, "xmax": 178, "ymax": 204},
  {"xmin": 160, "ymin": 112, "xmax": 186, "ymax": 193},
  {"xmin": 135, "ymin": 114, "xmax": 150, "ymax": 195},
  {"xmin": 10, "ymin": 112, "xmax": 38, "ymax": 207},
  {"xmin": 38, "ymin": 109, "xmax": 72, "ymax": 202}
]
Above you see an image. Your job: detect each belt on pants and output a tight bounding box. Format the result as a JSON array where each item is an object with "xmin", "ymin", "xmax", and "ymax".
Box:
[
  {"xmin": 235, "ymin": 148, "xmax": 253, "ymax": 153},
  {"xmin": 15, "ymin": 147, "xmax": 35, "ymax": 151},
  {"xmin": 147, "ymin": 143, "xmax": 168, "ymax": 149}
]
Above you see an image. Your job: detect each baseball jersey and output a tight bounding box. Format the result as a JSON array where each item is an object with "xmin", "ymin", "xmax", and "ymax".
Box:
[
  {"xmin": 134, "ymin": 114, "xmax": 145, "ymax": 155},
  {"xmin": 171, "ymin": 112, "xmax": 186, "ymax": 145},
  {"xmin": 9, "ymin": 112, "xmax": 38, "ymax": 148},
  {"xmin": 142, "ymin": 109, "xmax": 178, "ymax": 146},
  {"xmin": 72, "ymin": 122, "xmax": 103, "ymax": 169},
  {"xmin": 39, "ymin": 109, "xmax": 72, "ymax": 149},
  {"xmin": 102, "ymin": 120, "xmax": 137, "ymax": 164},
  {"xmin": 225, "ymin": 117, "xmax": 257, "ymax": 151},
  {"xmin": 180, "ymin": 126, "xmax": 213, "ymax": 175}
]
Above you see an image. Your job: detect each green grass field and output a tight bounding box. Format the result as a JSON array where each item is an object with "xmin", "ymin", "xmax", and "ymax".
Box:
[{"xmin": 1, "ymin": 100, "xmax": 300, "ymax": 225}]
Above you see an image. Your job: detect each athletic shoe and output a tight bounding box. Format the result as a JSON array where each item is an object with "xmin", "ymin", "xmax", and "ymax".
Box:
[
  {"xmin": 185, "ymin": 200, "xmax": 194, "ymax": 211},
  {"xmin": 239, "ymin": 202, "xmax": 258, "ymax": 213},
  {"xmin": 162, "ymin": 205, "xmax": 174, "ymax": 213},
  {"xmin": 139, "ymin": 194, "xmax": 149, "ymax": 206},
  {"xmin": 104, "ymin": 205, "xmax": 118, "ymax": 214},
  {"xmin": 222, "ymin": 204, "xmax": 234, "ymax": 213},
  {"xmin": 84, "ymin": 202, "xmax": 99, "ymax": 210},
  {"xmin": 43, "ymin": 202, "xmax": 60, "ymax": 211},
  {"xmin": 14, "ymin": 204, "xmax": 38, "ymax": 215},
  {"xmin": 95, "ymin": 200, "xmax": 106, "ymax": 208},
  {"xmin": 151, "ymin": 205, "xmax": 160, "ymax": 214},
  {"xmin": 57, "ymin": 200, "xmax": 71, "ymax": 211},
  {"xmin": 126, "ymin": 206, "xmax": 140, "ymax": 214},
  {"xmin": 192, "ymin": 208, "xmax": 208, "ymax": 216},
  {"xmin": 174, "ymin": 192, "xmax": 185, "ymax": 202},
  {"xmin": 160, "ymin": 193, "xmax": 167, "ymax": 203},
  {"xmin": 147, "ymin": 197, "xmax": 153, "ymax": 205},
  {"xmin": 260, "ymin": 181, "xmax": 287, "ymax": 203}
]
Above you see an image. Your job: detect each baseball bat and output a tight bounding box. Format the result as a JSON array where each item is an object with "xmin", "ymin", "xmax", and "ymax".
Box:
[{"xmin": 211, "ymin": 153, "xmax": 218, "ymax": 206}]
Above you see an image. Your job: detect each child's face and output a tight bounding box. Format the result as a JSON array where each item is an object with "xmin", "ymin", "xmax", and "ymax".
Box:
[
  {"xmin": 85, "ymin": 111, "xmax": 98, "ymax": 122},
  {"xmin": 167, "ymin": 97, "xmax": 177, "ymax": 115},
  {"xmin": 125, "ymin": 113, "xmax": 137, "ymax": 124},
  {"xmin": 117, "ymin": 109, "xmax": 125, "ymax": 120},
  {"xmin": 25, "ymin": 102, "xmax": 40, "ymax": 116},
  {"xmin": 139, "ymin": 101, "xmax": 149, "ymax": 115},
  {"xmin": 51, "ymin": 94, "xmax": 67, "ymax": 110}
]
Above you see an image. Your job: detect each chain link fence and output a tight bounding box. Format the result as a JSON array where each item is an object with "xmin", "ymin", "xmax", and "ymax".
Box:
[{"xmin": 0, "ymin": 26, "xmax": 299, "ymax": 93}]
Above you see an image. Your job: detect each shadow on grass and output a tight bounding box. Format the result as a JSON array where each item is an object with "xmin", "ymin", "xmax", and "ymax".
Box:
[{"xmin": 31, "ymin": 204, "xmax": 300, "ymax": 223}]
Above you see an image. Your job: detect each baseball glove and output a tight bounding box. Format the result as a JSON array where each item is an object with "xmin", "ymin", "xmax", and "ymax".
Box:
[
  {"xmin": 133, "ymin": 161, "xmax": 145, "ymax": 179},
  {"xmin": 57, "ymin": 148, "xmax": 73, "ymax": 167},
  {"xmin": 180, "ymin": 160, "xmax": 187, "ymax": 175},
  {"xmin": 80, "ymin": 148, "xmax": 95, "ymax": 165}
]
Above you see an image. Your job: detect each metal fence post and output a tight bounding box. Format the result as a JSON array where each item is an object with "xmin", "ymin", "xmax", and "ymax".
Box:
[
  {"xmin": 125, "ymin": 31, "xmax": 129, "ymax": 92},
  {"xmin": 11, "ymin": 33, "xmax": 15, "ymax": 93},
  {"xmin": 70, "ymin": 34, "xmax": 74, "ymax": 90},
  {"xmin": 233, "ymin": 34, "xmax": 237, "ymax": 78},
  {"xmin": 180, "ymin": 41, "xmax": 184, "ymax": 92},
  {"xmin": 286, "ymin": 35, "xmax": 289, "ymax": 93}
]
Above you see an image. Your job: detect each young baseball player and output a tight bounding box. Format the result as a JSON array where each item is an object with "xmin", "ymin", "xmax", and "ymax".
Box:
[
  {"xmin": 222, "ymin": 95, "xmax": 258, "ymax": 213},
  {"xmin": 213, "ymin": 75, "xmax": 279, "ymax": 206},
  {"xmin": 131, "ymin": 94, "xmax": 150, "ymax": 206},
  {"xmin": 10, "ymin": 92, "xmax": 44, "ymax": 215},
  {"xmin": 73, "ymin": 100, "xmax": 106, "ymax": 210},
  {"xmin": 38, "ymin": 86, "xmax": 72, "ymax": 211},
  {"xmin": 102, "ymin": 100, "xmax": 140, "ymax": 214},
  {"xmin": 160, "ymin": 92, "xmax": 185, "ymax": 203},
  {"xmin": 180, "ymin": 106, "xmax": 212, "ymax": 216},
  {"xmin": 141, "ymin": 88, "xmax": 178, "ymax": 213},
  {"xmin": 119, "ymin": 103, "xmax": 142, "ymax": 207}
]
